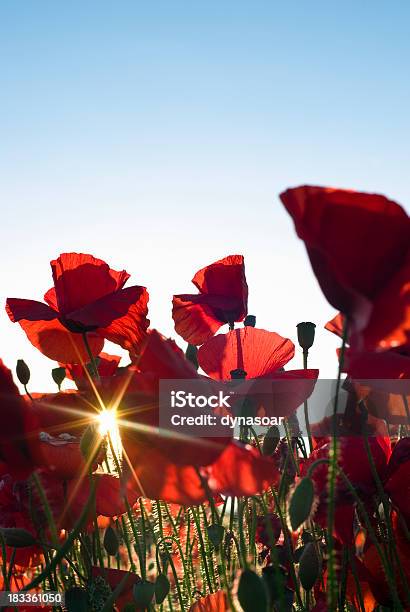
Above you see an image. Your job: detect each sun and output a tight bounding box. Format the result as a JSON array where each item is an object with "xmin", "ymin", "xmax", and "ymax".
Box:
[
  {"xmin": 96, "ymin": 408, "xmax": 123, "ymax": 472},
  {"xmin": 98, "ymin": 408, "xmax": 117, "ymax": 437}
]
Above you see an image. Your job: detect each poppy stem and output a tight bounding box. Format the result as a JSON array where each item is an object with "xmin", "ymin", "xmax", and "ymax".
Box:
[
  {"xmin": 360, "ymin": 404, "xmax": 410, "ymax": 606},
  {"xmin": 326, "ymin": 317, "xmax": 348, "ymax": 610},
  {"xmin": 22, "ymin": 478, "xmax": 97, "ymax": 592},
  {"xmin": 191, "ymin": 506, "xmax": 214, "ymax": 593},
  {"xmin": 81, "ymin": 332, "xmax": 100, "ymax": 379},
  {"xmin": 308, "ymin": 458, "xmax": 403, "ymax": 609},
  {"xmin": 302, "ymin": 349, "xmax": 313, "ymax": 453}
]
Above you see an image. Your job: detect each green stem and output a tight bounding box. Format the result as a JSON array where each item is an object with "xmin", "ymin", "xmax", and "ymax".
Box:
[
  {"xmin": 22, "ymin": 478, "xmax": 97, "ymax": 592},
  {"xmin": 303, "ymin": 349, "xmax": 313, "ymax": 453},
  {"xmin": 82, "ymin": 331, "xmax": 100, "ymax": 379},
  {"xmin": 192, "ymin": 507, "xmax": 214, "ymax": 593},
  {"xmin": 326, "ymin": 318, "xmax": 348, "ymax": 609},
  {"xmin": 308, "ymin": 458, "xmax": 403, "ymax": 609}
]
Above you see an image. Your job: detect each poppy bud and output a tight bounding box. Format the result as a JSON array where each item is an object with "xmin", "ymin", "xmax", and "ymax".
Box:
[
  {"xmin": 52, "ymin": 366, "xmax": 66, "ymax": 389},
  {"xmin": 237, "ymin": 569, "xmax": 269, "ymax": 612},
  {"xmin": 296, "ymin": 322, "xmax": 316, "ymax": 351},
  {"xmin": 155, "ymin": 573, "xmax": 170, "ymax": 605},
  {"xmin": 0, "ymin": 527, "xmax": 37, "ymax": 548},
  {"xmin": 207, "ymin": 524, "xmax": 225, "ymax": 548},
  {"xmin": 65, "ymin": 587, "xmax": 88, "ymax": 612},
  {"xmin": 299, "ymin": 542, "xmax": 321, "ymax": 591},
  {"xmin": 103, "ymin": 525, "xmax": 119, "ymax": 556},
  {"xmin": 185, "ymin": 344, "xmax": 199, "ymax": 370},
  {"xmin": 230, "ymin": 368, "xmax": 247, "ymax": 379},
  {"xmin": 80, "ymin": 424, "xmax": 103, "ymax": 462},
  {"xmin": 287, "ymin": 477, "xmax": 315, "ymax": 531},
  {"xmin": 133, "ymin": 580, "xmax": 155, "ymax": 608},
  {"xmin": 16, "ymin": 359, "xmax": 30, "ymax": 386},
  {"xmin": 262, "ymin": 425, "xmax": 280, "ymax": 456},
  {"xmin": 244, "ymin": 315, "xmax": 256, "ymax": 327}
]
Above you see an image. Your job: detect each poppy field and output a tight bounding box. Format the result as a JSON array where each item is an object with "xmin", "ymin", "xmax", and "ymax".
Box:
[{"xmin": 1, "ymin": 185, "xmax": 409, "ymax": 611}]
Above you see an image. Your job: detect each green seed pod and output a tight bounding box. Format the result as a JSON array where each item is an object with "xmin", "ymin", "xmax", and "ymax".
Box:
[
  {"xmin": 296, "ymin": 322, "xmax": 316, "ymax": 351},
  {"xmin": 16, "ymin": 359, "xmax": 30, "ymax": 386},
  {"xmin": 52, "ymin": 366, "xmax": 66, "ymax": 388},
  {"xmin": 230, "ymin": 368, "xmax": 247, "ymax": 379},
  {"xmin": 244, "ymin": 315, "xmax": 256, "ymax": 327}
]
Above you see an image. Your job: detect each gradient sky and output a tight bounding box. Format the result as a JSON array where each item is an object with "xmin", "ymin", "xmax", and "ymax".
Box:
[{"xmin": 1, "ymin": 1, "xmax": 409, "ymax": 390}]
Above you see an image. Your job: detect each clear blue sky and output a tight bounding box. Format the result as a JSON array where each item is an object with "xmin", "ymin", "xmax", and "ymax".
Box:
[{"xmin": 1, "ymin": 1, "xmax": 409, "ymax": 390}]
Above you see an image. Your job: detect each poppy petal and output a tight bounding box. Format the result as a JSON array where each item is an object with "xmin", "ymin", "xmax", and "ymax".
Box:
[
  {"xmin": 253, "ymin": 368, "xmax": 319, "ymax": 418},
  {"xmin": 204, "ymin": 441, "xmax": 280, "ymax": 497},
  {"xmin": 0, "ymin": 361, "xmax": 33, "ymax": 478},
  {"xmin": 198, "ymin": 327, "xmax": 295, "ymax": 380},
  {"xmin": 361, "ymin": 255, "xmax": 410, "ymax": 350},
  {"xmin": 125, "ymin": 442, "xmax": 279, "ymax": 505},
  {"xmin": 137, "ymin": 329, "xmax": 199, "ymax": 380},
  {"xmin": 69, "ymin": 286, "xmax": 150, "ymax": 351},
  {"xmin": 172, "ymin": 294, "xmax": 225, "ymax": 345},
  {"xmin": 16, "ymin": 317, "xmax": 104, "ymax": 363},
  {"xmin": 29, "ymin": 390, "xmax": 97, "ymax": 436},
  {"xmin": 51, "ymin": 252, "xmax": 130, "ymax": 314},
  {"xmin": 173, "ymin": 254, "xmax": 248, "ymax": 345},
  {"xmin": 192, "ymin": 254, "xmax": 247, "ymax": 302},
  {"xmin": 43, "ymin": 287, "xmax": 58, "ymax": 309},
  {"xmin": 280, "ymin": 186, "xmax": 410, "ymax": 348},
  {"xmin": 189, "ymin": 591, "xmax": 229, "ymax": 611},
  {"xmin": 6, "ymin": 298, "xmax": 58, "ymax": 322},
  {"xmin": 280, "ymin": 186, "xmax": 408, "ymax": 300},
  {"xmin": 325, "ymin": 312, "xmax": 345, "ymax": 338}
]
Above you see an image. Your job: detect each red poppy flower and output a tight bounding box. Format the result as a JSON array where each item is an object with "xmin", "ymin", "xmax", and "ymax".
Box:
[
  {"xmin": 117, "ymin": 330, "xmax": 232, "ymax": 470},
  {"xmin": 124, "ymin": 440, "xmax": 280, "ymax": 506},
  {"xmin": 325, "ymin": 312, "xmax": 345, "ymax": 338},
  {"xmin": 302, "ymin": 432, "xmax": 391, "ymax": 498},
  {"xmin": 344, "ymin": 560, "xmax": 378, "ymax": 612},
  {"xmin": 20, "ymin": 469, "xmax": 136, "ymax": 531},
  {"xmin": 172, "ymin": 255, "xmax": 248, "ymax": 345},
  {"xmin": 62, "ymin": 352, "xmax": 121, "ymax": 382},
  {"xmin": 385, "ymin": 438, "xmax": 410, "ymax": 524},
  {"xmin": 65, "ymin": 473, "xmax": 139, "ymax": 521},
  {"xmin": 255, "ymin": 513, "xmax": 282, "ymax": 547},
  {"xmin": 280, "ymin": 186, "xmax": 410, "ymax": 350},
  {"xmin": 29, "ymin": 433, "xmax": 85, "ymax": 480},
  {"xmin": 91, "ymin": 567, "xmax": 142, "ymax": 611},
  {"xmin": 0, "ymin": 474, "xmax": 44, "ymax": 568},
  {"xmin": 0, "ymin": 360, "xmax": 34, "ymax": 479},
  {"xmin": 363, "ymin": 513, "xmax": 410, "ymax": 607},
  {"xmin": 344, "ymin": 349, "xmax": 410, "ymax": 424},
  {"xmin": 6, "ymin": 253, "xmax": 149, "ymax": 363},
  {"xmin": 197, "ymin": 327, "xmax": 318, "ymax": 418},
  {"xmin": 189, "ymin": 591, "xmax": 228, "ymax": 611}
]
